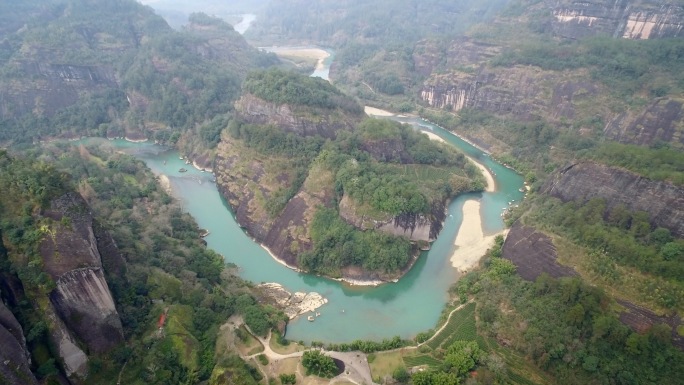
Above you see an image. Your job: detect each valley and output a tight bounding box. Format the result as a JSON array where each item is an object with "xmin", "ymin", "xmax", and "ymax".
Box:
[{"xmin": 0, "ymin": 0, "xmax": 683, "ymax": 384}]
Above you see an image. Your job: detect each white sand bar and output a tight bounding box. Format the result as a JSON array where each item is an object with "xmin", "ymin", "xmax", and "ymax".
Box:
[
  {"xmin": 450, "ymin": 200, "xmax": 505, "ymax": 272},
  {"xmin": 421, "ymin": 131, "xmax": 495, "ymax": 192},
  {"xmin": 364, "ymin": 106, "xmax": 396, "ymax": 117},
  {"xmin": 264, "ymin": 47, "xmax": 330, "ymax": 70}
]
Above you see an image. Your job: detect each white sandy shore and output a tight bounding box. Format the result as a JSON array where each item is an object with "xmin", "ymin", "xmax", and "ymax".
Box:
[
  {"xmin": 467, "ymin": 156, "xmax": 496, "ymax": 193},
  {"xmin": 450, "ymin": 200, "xmax": 507, "ymax": 272},
  {"xmin": 264, "ymin": 47, "xmax": 330, "ymax": 71},
  {"xmin": 364, "ymin": 106, "xmax": 396, "ymax": 117},
  {"xmin": 421, "ymin": 131, "xmax": 496, "ymax": 193},
  {"xmin": 159, "ymin": 174, "xmax": 172, "ymax": 194},
  {"xmin": 261, "ymin": 244, "xmax": 385, "ymax": 286}
]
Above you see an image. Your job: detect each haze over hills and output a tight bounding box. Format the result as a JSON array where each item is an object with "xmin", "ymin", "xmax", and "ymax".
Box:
[{"xmin": 0, "ymin": 0, "xmax": 683, "ymax": 384}]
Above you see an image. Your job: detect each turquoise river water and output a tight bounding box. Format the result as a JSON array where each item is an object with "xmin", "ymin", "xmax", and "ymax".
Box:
[
  {"xmin": 92, "ymin": 117, "xmax": 522, "ymax": 343},
  {"xmin": 87, "ymin": 48, "xmax": 523, "ymax": 343}
]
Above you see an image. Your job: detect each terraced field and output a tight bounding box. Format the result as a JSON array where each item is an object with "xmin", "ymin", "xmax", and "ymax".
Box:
[{"xmin": 426, "ymin": 302, "xmax": 477, "ymax": 350}]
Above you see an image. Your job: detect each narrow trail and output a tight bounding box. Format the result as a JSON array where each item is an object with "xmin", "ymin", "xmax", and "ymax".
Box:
[{"xmin": 242, "ymin": 326, "xmax": 378, "ymax": 385}]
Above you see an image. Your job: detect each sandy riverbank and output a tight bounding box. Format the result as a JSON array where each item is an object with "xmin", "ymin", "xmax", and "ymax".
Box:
[
  {"xmin": 261, "ymin": 245, "xmax": 384, "ymax": 286},
  {"xmin": 364, "ymin": 106, "xmax": 396, "ymax": 117},
  {"xmin": 421, "ymin": 131, "xmax": 495, "ymax": 193},
  {"xmin": 450, "ymin": 200, "xmax": 506, "ymax": 272},
  {"xmin": 159, "ymin": 174, "xmax": 172, "ymax": 194},
  {"xmin": 265, "ymin": 47, "xmax": 330, "ymax": 71}
]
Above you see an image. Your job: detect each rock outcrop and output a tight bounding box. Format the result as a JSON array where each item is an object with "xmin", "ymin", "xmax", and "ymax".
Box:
[
  {"xmin": 502, "ymin": 223, "xmax": 684, "ymax": 349},
  {"xmin": 234, "ymin": 93, "xmax": 362, "ymax": 139},
  {"xmin": 37, "ymin": 192, "xmax": 124, "ymax": 377},
  {"xmin": 541, "ymin": 162, "xmax": 684, "ymax": 237},
  {"xmin": 502, "ymin": 223, "xmax": 578, "ymax": 281},
  {"xmin": 0, "ymin": 301, "xmax": 38, "ymax": 385},
  {"xmin": 338, "ymin": 195, "xmax": 445, "ymax": 242},
  {"xmin": 216, "ymin": 139, "xmax": 335, "ymax": 267},
  {"xmin": 550, "ymin": 0, "xmax": 684, "ymax": 40}
]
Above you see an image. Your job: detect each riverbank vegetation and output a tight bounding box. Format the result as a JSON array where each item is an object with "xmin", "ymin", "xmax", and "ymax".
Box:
[
  {"xmin": 458, "ymin": 240, "xmax": 684, "ymax": 385},
  {"xmin": 222, "ymin": 70, "xmax": 483, "ymax": 278},
  {"xmin": 522, "ymin": 195, "xmax": 684, "ymax": 314},
  {"xmin": 0, "ymin": 144, "xmax": 284, "ymax": 384}
]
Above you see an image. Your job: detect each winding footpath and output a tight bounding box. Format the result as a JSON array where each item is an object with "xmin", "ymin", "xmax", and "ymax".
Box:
[{"xmin": 244, "ymin": 327, "xmax": 378, "ymax": 385}]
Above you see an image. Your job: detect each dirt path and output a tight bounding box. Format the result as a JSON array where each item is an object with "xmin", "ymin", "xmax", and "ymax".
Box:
[
  {"xmin": 418, "ymin": 301, "xmax": 471, "ymax": 347},
  {"xmin": 243, "ymin": 328, "xmax": 378, "ymax": 385}
]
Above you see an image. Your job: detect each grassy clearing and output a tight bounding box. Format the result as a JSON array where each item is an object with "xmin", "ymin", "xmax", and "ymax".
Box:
[
  {"xmin": 235, "ymin": 325, "xmax": 264, "ymax": 356},
  {"xmin": 270, "ymin": 337, "xmax": 306, "ymax": 355},
  {"xmin": 368, "ymin": 350, "xmax": 405, "ymax": 380},
  {"xmin": 427, "ymin": 302, "xmax": 476, "ymax": 350},
  {"xmin": 402, "ymin": 354, "xmax": 443, "ymax": 368}
]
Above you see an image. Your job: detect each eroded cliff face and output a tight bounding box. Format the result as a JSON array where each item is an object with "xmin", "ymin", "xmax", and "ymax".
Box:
[
  {"xmin": 234, "ymin": 93, "xmax": 362, "ymax": 139},
  {"xmin": 542, "ymin": 162, "xmax": 684, "ymax": 237},
  {"xmin": 215, "ymin": 137, "xmax": 335, "ymax": 266},
  {"xmin": 37, "ymin": 192, "xmax": 124, "ymax": 378},
  {"xmin": 550, "ymin": 0, "xmax": 684, "ymax": 40},
  {"xmin": 0, "ymin": 301, "xmax": 38, "ymax": 385},
  {"xmin": 338, "ymin": 195, "xmax": 445, "ymax": 242},
  {"xmin": 415, "ymin": 1, "xmax": 684, "ymax": 150}
]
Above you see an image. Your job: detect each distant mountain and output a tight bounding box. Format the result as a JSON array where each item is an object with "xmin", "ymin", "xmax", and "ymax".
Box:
[{"xmin": 0, "ymin": 0, "xmax": 277, "ymax": 146}]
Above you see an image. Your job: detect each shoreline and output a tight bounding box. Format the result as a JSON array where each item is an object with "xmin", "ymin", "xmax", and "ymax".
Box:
[
  {"xmin": 260, "ymin": 244, "xmax": 386, "ymax": 286},
  {"xmin": 262, "ymin": 47, "xmax": 330, "ymax": 71},
  {"xmin": 450, "ymin": 200, "xmax": 507, "ymax": 272},
  {"xmin": 415, "ymin": 127, "xmax": 496, "ymax": 193}
]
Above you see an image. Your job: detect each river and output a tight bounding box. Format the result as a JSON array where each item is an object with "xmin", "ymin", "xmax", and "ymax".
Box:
[
  {"xmin": 233, "ymin": 14, "xmax": 256, "ymax": 35},
  {"xmin": 91, "ymin": 51, "xmax": 523, "ymax": 344}
]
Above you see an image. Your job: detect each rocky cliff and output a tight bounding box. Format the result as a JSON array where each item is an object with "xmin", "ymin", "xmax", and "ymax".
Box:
[
  {"xmin": 0, "ymin": 301, "xmax": 38, "ymax": 385},
  {"xmin": 216, "ymin": 137, "xmax": 335, "ymax": 267},
  {"xmin": 338, "ymin": 195, "xmax": 445, "ymax": 242},
  {"xmin": 541, "ymin": 162, "xmax": 684, "ymax": 237},
  {"xmin": 414, "ymin": 1, "xmax": 684, "ymax": 150},
  {"xmin": 35, "ymin": 192, "xmax": 124, "ymax": 378},
  {"xmin": 502, "ymin": 223, "xmax": 684, "ymax": 349},
  {"xmin": 550, "ymin": 0, "xmax": 684, "ymax": 40},
  {"xmin": 234, "ymin": 93, "xmax": 362, "ymax": 139}
]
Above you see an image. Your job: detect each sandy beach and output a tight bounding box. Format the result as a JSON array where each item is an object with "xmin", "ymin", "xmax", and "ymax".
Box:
[
  {"xmin": 364, "ymin": 106, "xmax": 396, "ymax": 117},
  {"xmin": 450, "ymin": 200, "xmax": 505, "ymax": 272},
  {"xmin": 159, "ymin": 174, "xmax": 172, "ymax": 194},
  {"xmin": 264, "ymin": 47, "xmax": 330, "ymax": 71},
  {"xmin": 421, "ymin": 131, "xmax": 496, "ymax": 193},
  {"xmin": 467, "ymin": 156, "xmax": 496, "ymax": 192}
]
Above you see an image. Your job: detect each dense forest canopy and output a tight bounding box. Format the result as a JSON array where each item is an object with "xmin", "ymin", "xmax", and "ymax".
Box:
[
  {"xmin": 0, "ymin": 145, "xmax": 280, "ymax": 384},
  {"xmin": 243, "ymin": 68, "xmax": 363, "ymax": 113}
]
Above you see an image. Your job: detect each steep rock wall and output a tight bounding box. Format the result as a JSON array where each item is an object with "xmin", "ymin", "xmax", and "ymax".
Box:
[
  {"xmin": 550, "ymin": 0, "xmax": 684, "ymax": 40},
  {"xmin": 541, "ymin": 162, "xmax": 684, "ymax": 237},
  {"xmin": 0, "ymin": 63, "xmax": 118, "ymax": 119},
  {"xmin": 0, "ymin": 301, "xmax": 37, "ymax": 385},
  {"xmin": 338, "ymin": 195, "xmax": 445, "ymax": 242},
  {"xmin": 234, "ymin": 93, "xmax": 361, "ymax": 139},
  {"xmin": 50, "ymin": 268, "xmax": 123, "ymax": 354},
  {"xmin": 37, "ymin": 192, "xmax": 124, "ymax": 374}
]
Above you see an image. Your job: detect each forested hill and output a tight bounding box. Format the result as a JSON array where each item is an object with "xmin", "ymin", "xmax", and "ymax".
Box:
[
  {"xmin": 0, "ymin": 146, "xmax": 280, "ymax": 384},
  {"xmin": 216, "ymin": 69, "xmax": 485, "ymax": 282},
  {"xmin": 0, "ymin": 0, "xmax": 277, "ymax": 146}
]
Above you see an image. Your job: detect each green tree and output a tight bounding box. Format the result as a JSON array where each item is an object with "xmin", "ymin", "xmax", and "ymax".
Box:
[{"xmin": 301, "ymin": 351, "xmax": 338, "ymax": 378}]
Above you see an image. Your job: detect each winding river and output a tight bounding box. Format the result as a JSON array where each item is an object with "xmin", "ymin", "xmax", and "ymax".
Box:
[{"xmin": 96, "ymin": 52, "xmax": 524, "ymax": 343}]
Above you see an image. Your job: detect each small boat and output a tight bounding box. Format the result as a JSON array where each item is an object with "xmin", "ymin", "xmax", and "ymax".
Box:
[
  {"xmin": 315, "ymin": 312, "xmax": 321, "ymax": 317},
  {"xmin": 179, "ymin": 168, "xmax": 188, "ymax": 173},
  {"xmin": 307, "ymin": 315, "xmax": 315, "ymax": 322}
]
